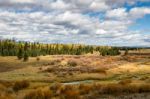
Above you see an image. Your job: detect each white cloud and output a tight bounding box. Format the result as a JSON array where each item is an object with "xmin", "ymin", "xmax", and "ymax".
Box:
[
  {"xmin": 96, "ymin": 29, "xmax": 107, "ymax": 35},
  {"xmin": 10, "ymin": 0, "xmax": 34, "ymax": 3},
  {"xmin": 0, "ymin": 0, "xmax": 109, "ymax": 13},
  {"xmin": 0, "ymin": 0, "xmax": 149, "ymax": 46},
  {"xmin": 90, "ymin": 1, "xmax": 110, "ymax": 12},
  {"xmin": 106, "ymin": 7, "xmax": 150, "ymax": 21},
  {"xmin": 129, "ymin": 7, "xmax": 150, "ymax": 19},
  {"xmin": 106, "ymin": 8, "xmax": 128, "ymax": 20},
  {"xmin": 50, "ymin": 0, "xmax": 71, "ymax": 10}
]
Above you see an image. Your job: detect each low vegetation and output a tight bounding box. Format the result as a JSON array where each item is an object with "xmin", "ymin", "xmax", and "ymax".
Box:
[
  {"xmin": 0, "ymin": 46, "xmax": 149, "ymax": 99},
  {"xmin": 23, "ymin": 83, "xmax": 150, "ymax": 99},
  {"xmin": 118, "ymin": 79, "xmax": 132, "ymax": 85},
  {"xmin": 24, "ymin": 89, "xmax": 52, "ymax": 99},
  {"xmin": 67, "ymin": 59, "xmax": 78, "ymax": 67},
  {"xmin": 13, "ymin": 80, "xmax": 30, "ymax": 91}
]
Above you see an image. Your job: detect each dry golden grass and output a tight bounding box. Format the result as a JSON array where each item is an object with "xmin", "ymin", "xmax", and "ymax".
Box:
[
  {"xmin": 0, "ymin": 93, "xmax": 14, "ymax": 99},
  {"xmin": 0, "ymin": 83, "xmax": 15, "ymax": 99},
  {"xmin": 24, "ymin": 89, "xmax": 52, "ymax": 99},
  {"xmin": 0, "ymin": 53, "xmax": 149, "ymax": 99},
  {"xmin": 24, "ymin": 82, "xmax": 150, "ymax": 99}
]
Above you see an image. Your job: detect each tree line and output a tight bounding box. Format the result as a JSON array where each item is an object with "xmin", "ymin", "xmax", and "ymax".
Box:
[{"xmin": 0, "ymin": 40, "xmax": 121, "ymax": 60}]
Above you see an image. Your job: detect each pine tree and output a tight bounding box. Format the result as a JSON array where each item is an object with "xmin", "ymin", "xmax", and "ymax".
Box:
[
  {"xmin": 24, "ymin": 42, "xmax": 28, "ymax": 51},
  {"xmin": 24, "ymin": 51, "xmax": 29, "ymax": 62},
  {"xmin": 17, "ymin": 48, "xmax": 23, "ymax": 60}
]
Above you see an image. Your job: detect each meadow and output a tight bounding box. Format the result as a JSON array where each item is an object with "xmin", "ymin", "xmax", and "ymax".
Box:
[
  {"xmin": 0, "ymin": 49, "xmax": 150, "ymax": 99},
  {"xmin": 0, "ymin": 0, "xmax": 150, "ymax": 98}
]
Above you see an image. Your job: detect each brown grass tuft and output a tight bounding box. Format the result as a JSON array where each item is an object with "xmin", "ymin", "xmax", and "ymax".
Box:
[
  {"xmin": 60, "ymin": 85, "xmax": 80, "ymax": 99},
  {"xmin": 100, "ymin": 84, "xmax": 123, "ymax": 95},
  {"xmin": 0, "ymin": 93, "xmax": 14, "ymax": 99},
  {"xmin": 93, "ymin": 68, "xmax": 107, "ymax": 74},
  {"xmin": 50, "ymin": 83, "xmax": 62, "ymax": 95},
  {"xmin": 13, "ymin": 80, "xmax": 30, "ymax": 91},
  {"xmin": 118, "ymin": 79, "xmax": 132, "ymax": 85},
  {"xmin": 36, "ymin": 57, "xmax": 40, "ymax": 61},
  {"xmin": 24, "ymin": 89, "xmax": 52, "ymax": 99},
  {"xmin": 67, "ymin": 59, "xmax": 78, "ymax": 67},
  {"xmin": 79, "ymin": 84, "xmax": 93, "ymax": 94}
]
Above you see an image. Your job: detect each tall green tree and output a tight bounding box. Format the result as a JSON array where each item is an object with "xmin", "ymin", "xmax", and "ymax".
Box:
[
  {"xmin": 24, "ymin": 51, "xmax": 29, "ymax": 62},
  {"xmin": 17, "ymin": 48, "xmax": 23, "ymax": 60}
]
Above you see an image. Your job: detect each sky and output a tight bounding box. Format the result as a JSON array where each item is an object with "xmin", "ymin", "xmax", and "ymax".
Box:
[{"xmin": 0, "ymin": 0, "xmax": 150, "ymax": 46}]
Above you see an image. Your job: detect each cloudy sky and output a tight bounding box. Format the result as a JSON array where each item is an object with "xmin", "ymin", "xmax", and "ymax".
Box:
[{"xmin": 0, "ymin": 0, "xmax": 150, "ymax": 46}]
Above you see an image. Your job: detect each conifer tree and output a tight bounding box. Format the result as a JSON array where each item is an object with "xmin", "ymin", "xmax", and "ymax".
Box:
[
  {"xmin": 17, "ymin": 48, "xmax": 23, "ymax": 60},
  {"xmin": 24, "ymin": 51, "xmax": 29, "ymax": 61}
]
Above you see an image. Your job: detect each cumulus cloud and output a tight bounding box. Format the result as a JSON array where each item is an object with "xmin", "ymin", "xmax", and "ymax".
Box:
[
  {"xmin": 106, "ymin": 8, "xmax": 128, "ymax": 20},
  {"xmin": 10, "ymin": 0, "xmax": 34, "ymax": 3},
  {"xmin": 129, "ymin": 7, "xmax": 150, "ymax": 19},
  {"xmin": 0, "ymin": 0, "xmax": 149, "ymax": 46}
]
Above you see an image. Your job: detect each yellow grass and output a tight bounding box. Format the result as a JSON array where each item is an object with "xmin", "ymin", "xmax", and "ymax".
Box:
[{"xmin": 0, "ymin": 53, "xmax": 149, "ymax": 98}]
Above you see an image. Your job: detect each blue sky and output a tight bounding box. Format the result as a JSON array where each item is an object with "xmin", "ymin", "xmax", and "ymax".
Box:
[
  {"xmin": 125, "ymin": 1, "xmax": 150, "ymax": 34},
  {"xmin": 0, "ymin": 0, "xmax": 150, "ymax": 46},
  {"xmin": 129, "ymin": 14, "xmax": 150, "ymax": 32}
]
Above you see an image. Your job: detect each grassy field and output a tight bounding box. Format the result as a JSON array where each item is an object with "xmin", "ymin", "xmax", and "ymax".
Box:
[{"xmin": 0, "ymin": 50, "xmax": 150, "ymax": 99}]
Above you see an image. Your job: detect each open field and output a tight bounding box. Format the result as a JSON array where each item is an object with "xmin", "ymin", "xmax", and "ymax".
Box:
[
  {"xmin": 0, "ymin": 0, "xmax": 150, "ymax": 98},
  {"xmin": 0, "ymin": 51, "xmax": 150, "ymax": 99}
]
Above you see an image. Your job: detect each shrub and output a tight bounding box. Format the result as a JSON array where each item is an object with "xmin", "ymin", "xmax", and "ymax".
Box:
[
  {"xmin": 118, "ymin": 79, "xmax": 132, "ymax": 85},
  {"xmin": 44, "ymin": 67, "xmax": 54, "ymax": 72},
  {"xmin": 50, "ymin": 83, "xmax": 62, "ymax": 94},
  {"xmin": 140, "ymin": 76, "xmax": 149, "ymax": 80},
  {"xmin": 24, "ymin": 89, "xmax": 52, "ymax": 99},
  {"xmin": 93, "ymin": 68, "xmax": 107, "ymax": 74},
  {"xmin": 100, "ymin": 84, "xmax": 123, "ymax": 95},
  {"xmin": 13, "ymin": 80, "xmax": 30, "ymax": 91},
  {"xmin": 138, "ymin": 84, "xmax": 150, "ymax": 93},
  {"xmin": 74, "ymin": 56, "xmax": 81, "ymax": 59},
  {"xmin": 0, "ymin": 84, "xmax": 6, "ymax": 91},
  {"xmin": 79, "ymin": 84, "xmax": 92, "ymax": 94},
  {"xmin": 92, "ymin": 83, "xmax": 102, "ymax": 91},
  {"xmin": 36, "ymin": 57, "xmax": 40, "ymax": 61},
  {"xmin": 49, "ymin": 61, "xmax": 55, "ymax": 65},
  {"xmin": 0, "ymin": 93, "xmax": 13, "ymax": 99},
  {"xmin": 60, "ymin": 85, "xmax": 80, "ymax": 99},
  {"xmin": 48, "ymin": 59, "xmax": 61, "ymax": 65},
  {"xmin": 121, "ymin": 84, "xmax": 150, "ymax": 93},
  {"xmin": 98, "ymin": 83, "xmax": 150, "ymax": 95},
  {"xmin": 122, "ymin": 85, "xmax": 139, "ymax": 93},
  {"xmin": 0, "ymin": 81, "xmax": 13, "ymax": 88},
  {"xmin": 67, "ymin": 60, "xmax": 77, "ymax": 67},
  {"xmin": 0, "ymin": 84, "xmax": 14, "ymax": 96},
  {"xmin": 63, "ymin": 90, "xmax": 80, "ymax": 99},
  {"xmin": 124, "ymin": 49, "xmax": 128, "ymax": 56}
]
